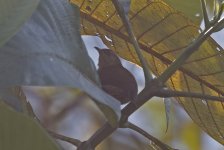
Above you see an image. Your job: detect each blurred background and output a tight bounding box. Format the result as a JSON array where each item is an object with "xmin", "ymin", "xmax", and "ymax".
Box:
[{"xmin": 23, "ymin": 35, "xmax": 224, "ymax": 150}]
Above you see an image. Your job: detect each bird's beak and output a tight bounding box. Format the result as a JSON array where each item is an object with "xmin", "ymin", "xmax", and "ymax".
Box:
[{"xmin": 94, "ymin": 47, "xmax": 101, "ymax": 53}]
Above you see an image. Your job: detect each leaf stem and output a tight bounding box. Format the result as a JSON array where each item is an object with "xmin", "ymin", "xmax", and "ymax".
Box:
[{"xmin": 112, "ymin": 0, "xmax": 154, "ymax": 84}]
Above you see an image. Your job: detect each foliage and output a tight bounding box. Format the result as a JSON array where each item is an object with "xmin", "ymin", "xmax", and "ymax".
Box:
[{"xmin": 0, "ymin": 0, "xmax": 224, "ymax": 149}]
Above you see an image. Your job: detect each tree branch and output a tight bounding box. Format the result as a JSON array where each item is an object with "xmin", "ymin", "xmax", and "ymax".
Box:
[
  {"xmin": 87, "ymin": 122, "xmax": 116, "ymax": 148},
  {"xmin": 80, "ymin": 81, "xmax": 158, "ymax": 149},
  {"xmin": 48, "ymin": 130, "xmax": 81, "ymax": 147},
  {"xmin": 157, "ymin": 17, "xmax": 224, "ymax": 84},
  {"xmin": 157, "ymin": 89, "xmax": 224, "ymax": 102},
  {"xmin": 124, "ymin": 122, "xmax": 175, "ymax": 150}
]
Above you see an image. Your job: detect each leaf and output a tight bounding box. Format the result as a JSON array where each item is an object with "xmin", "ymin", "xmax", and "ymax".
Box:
[
  {"xmin": 0, "ymin": 0, "xmax": 120, "ymax": 125},
  {"xmin": 71, "ymin": 0, "xmax": 224, "ymax": 144},
  {"xmin": 0, "ymin": 0, "xmax": 40, "ymax": 47},
  {"xmin": 0, "ymin": 102, "xmax": 60, "ymax": 150}
]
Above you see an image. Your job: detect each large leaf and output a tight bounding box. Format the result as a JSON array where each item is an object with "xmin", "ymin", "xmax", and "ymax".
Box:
[
  {"xmin": 0, "ymin": 0, "xmax": 40, "ymax": 47},
  {"xmin": 0, "ymin": 102, "xmax": 60, "ymax": 150},
  {"xmin": 71, "ymin": 0, "xmax": 224, "ymax": 144},
  {"xmin": 0, "ymin": 0, "xmax": 120, "ymax": 125}
]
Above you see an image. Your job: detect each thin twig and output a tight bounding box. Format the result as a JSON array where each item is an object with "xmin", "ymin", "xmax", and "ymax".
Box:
[
  {"xmin": 124, "ymin": 122, "xmax": 176, "ymax": 150},
  {"xmin": 157, "ymin": 89, "xmax": 224, "ymax": 102},
  {"xmin": 48, "ymin": 130, "xmax": 81, "ymax": 146},
  {"xmin": 112, "ymin": 0, "xmax": 154, "ymax": 84}
]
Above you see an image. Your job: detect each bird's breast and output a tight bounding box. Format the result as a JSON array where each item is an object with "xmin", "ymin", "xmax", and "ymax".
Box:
[{"xmin": 98, "ymin": 65, "xmax": 138, "ymax": 103}]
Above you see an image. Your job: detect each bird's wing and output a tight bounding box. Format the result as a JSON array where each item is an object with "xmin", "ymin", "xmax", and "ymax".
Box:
[{"xmin": 102, "ymin": 85, "xmax": 126, "ymax": 101}]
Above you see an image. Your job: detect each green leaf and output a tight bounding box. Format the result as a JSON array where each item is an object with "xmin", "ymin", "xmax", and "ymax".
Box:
[
  {"xmin": 0, "ymin": 0, "xmax": 120, "ymax": 125},
  {"xmin": 0, "ymin": 102, "xmax": 60, "ymax": 150},
  {"xmin": 0, "ymin": 0, "xmax": 40, "ymax": 47}
]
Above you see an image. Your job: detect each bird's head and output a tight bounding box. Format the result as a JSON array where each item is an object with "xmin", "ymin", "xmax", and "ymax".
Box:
[{"xmin": 95, "ymin": 47, "xmax": 122, "ymax": 68}]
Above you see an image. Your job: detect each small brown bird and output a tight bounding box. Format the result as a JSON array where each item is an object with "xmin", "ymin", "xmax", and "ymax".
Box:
[{"xmin": 95, "ymin": 47, "xmax": 138, "ymax": 104}]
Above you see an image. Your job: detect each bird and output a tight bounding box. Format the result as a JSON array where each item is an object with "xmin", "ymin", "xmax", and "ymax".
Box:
[{"xmin": 95, "ymin": 47, "xmax": 138, "ymax": 104}]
